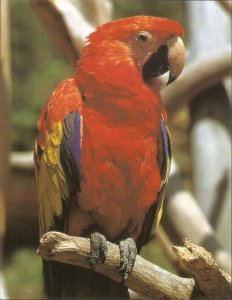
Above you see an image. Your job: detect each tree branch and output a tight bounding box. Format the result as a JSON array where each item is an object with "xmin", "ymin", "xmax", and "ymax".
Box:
[
  {"xmin": 162, "ymin": 49, "xmax": 231, "ymax": 119},
  {"xmin": 216, "ymin": 0, "xmax": 232, "ymax": 15},
  {"xmin": 30, "ymin": 0, "xmax": 112, "ymax": 66},
  {"xmin": 164, "ymin": 159, "xmax": 231, "ymax": 275},
  {"xmin": 38, "ymin": 232, "xmax": 231, "ymax": 299},
  {"xmin": 173, "ymin": 238, "xmax": 231, "ymax": 300}
]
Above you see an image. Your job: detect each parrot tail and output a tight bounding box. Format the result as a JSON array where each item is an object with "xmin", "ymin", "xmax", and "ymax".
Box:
[{"xmin": 43, "ymin": 260, "xmax": 129, "ymax": 299}]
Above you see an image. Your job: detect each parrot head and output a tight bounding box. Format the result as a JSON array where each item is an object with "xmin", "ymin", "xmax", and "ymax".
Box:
[{"xmin": 81, "ymin": 16, "xmax": 185, "ymax": 88}]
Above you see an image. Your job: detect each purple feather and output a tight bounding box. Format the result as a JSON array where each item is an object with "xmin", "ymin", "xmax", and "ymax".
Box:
[{"xmin": 72, "ymin": 113, "xmax": 81, "ymax": 166}]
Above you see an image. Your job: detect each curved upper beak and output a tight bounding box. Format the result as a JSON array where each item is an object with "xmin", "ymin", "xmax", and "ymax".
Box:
[{"xmin": 166, "ymin": 36, "xmax": 185, "ymax": 85}]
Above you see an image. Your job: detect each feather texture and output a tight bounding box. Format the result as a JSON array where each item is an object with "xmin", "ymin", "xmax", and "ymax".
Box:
[
  {"xmin": 34, "ymin": 78, "xmax": 83, "ymax": 235},
  {"xmin": 34, "ymin": 16, "xmax": 184, "ymax": 298},
  {"xmin": 137, "ymin": 116, "xmax": 172, "ymax": 250},
  {"xmin": 152, "ymin": 117, "xmax": 172, "ymax": 229}
]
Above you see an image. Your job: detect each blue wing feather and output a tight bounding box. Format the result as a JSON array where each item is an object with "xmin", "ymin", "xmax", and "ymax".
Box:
[
  {"xmin": 72, "ymin": 112, "xmax": 82, "ymax": 166},
  {"xmin": 60, "ymin": 112, "xmax": 82, "ymax": 195},
  {"xmin": 160, "ymin": 119, "xmax": 169, "ymax": 161},
  {"xmin": 160, "ymin": 118, "xmax": 172, "ymax": 187}
]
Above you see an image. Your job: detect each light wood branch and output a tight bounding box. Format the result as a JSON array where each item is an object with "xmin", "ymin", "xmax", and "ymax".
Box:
[
  {"xmin": 216, "ymin": 0, "xmax": 232, "ymax": 15},
  {"xmin": 38, "ymin": 231, "xmax": 231, "ymax": 300},
  {"xmin": 30, "ymin": 0, "xmax": 112, "ymax": 65},
  {"xmin": 162, "ymin": 49, "xmax": 231, "ymax": 119},
  {"xmin": 31, "ymin": 0, "xmax": 81, "ymax": 65},
  {"xmin": 38, "ymin": 231, "xmax": 195, "ymax": 299},
  {"xmin": 0, "ymin": 0, "xmax": 11, "ymax": 237},
  {"xmin": 10, "ymin": 151, "xmax": 34, "ymax": 171},
  {"xmin": 164, "ymin": 159, "xmax": 231, "ymax": 275},
  {"xmin": 173, "ymin": 238, "xmax": 231, "ymax": 300}
]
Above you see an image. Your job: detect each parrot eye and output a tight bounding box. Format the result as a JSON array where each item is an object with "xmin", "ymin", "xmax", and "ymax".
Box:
[{"xmin": 136, "ymin": 31, "xmax": 151, "ymax": 43}]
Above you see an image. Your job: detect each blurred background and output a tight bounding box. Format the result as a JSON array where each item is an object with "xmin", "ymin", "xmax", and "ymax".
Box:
[{"xmin": 0, "ymin": 0, "xmax": 231, "ymax": 299}]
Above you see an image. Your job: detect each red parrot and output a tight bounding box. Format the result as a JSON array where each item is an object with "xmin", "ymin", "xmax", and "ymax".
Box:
[{"xmin": 34, "ymin": 16, "xmax": 184, "ymax": 298}]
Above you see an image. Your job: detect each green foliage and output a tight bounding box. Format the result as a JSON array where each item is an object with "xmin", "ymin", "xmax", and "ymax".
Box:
[
  {"xmin": 3, "ymin": 248, "xmax": 44, "ymax": 299},
  {"xmin": 10, "ymin": 0, "xmax": 73, "ymax": 151},
  {"xmin": 112, "ymin": 0, "xmax": 185, "ymax": 25},
  {"xmin": 141, "ymin": 239, "xmax": 176, "ymax": 273}
]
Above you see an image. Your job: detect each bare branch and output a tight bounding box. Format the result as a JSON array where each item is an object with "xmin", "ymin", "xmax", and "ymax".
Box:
[
  {"xmin": 164, "ymin": 159, "xmax": 232, "ymax": 275},
  {"xmin": 10, "ymin": 151, "xmax": 34, "ymax": 171},
  {"xmin": 0, "ymin": 0, "xmax": 11, "ymax": 237},
  {"xmin": 38, "ymin": 232, "xmax": 232, "ymax": 299},
  {"xmin": 30, "ymin": 0, "xmax": 112, "ymax": 65},
  {"xmin": 38, "ymin": 231, "xmax": 195, "ymax": 300},
  {"xmin": 31, "ymin": 0, "xmax": 81, "ymax": 65},
  {"xmin": 162, "ymin": 49, "xmax": 231, "ymax": 119},
  {"xmin": 216, "ymin": 0, "xmax": 232, "ymax": 15},
  {"xmin": 173, "ymin": 238, "xmax": 232, "ymax": 299}
]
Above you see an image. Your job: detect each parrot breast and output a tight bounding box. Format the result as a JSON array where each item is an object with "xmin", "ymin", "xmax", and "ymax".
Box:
[{"xmin": 68, "ymin": 104, "xmax": 162, "ymax": 242}]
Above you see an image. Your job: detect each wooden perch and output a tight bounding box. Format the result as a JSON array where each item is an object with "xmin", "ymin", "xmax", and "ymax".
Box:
[
  {"xmin": 164, "ymin": 159, "xmax": 231, "ymax": 275},
  {"xmin": 38, "ymin": 231, "xmax": 231, "ymax": 300},
  {"xmin": 173, "ymin": 238, "xmax": 231, "ymax": 300},
  {"xmin": 8, "ymin": 154, "xmax": 231, "ymax": 275}
]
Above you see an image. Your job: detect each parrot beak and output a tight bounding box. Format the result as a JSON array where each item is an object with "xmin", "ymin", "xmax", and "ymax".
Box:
[
  {"xmin": 142, "ymin": 36, "xmax": 185, "ymax": 87},
  {"xmin": 166, "ymin": 36, "xmax": 185, "ymax": 85}
]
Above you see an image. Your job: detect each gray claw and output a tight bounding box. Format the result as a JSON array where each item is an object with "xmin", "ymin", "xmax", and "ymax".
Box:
[
  {"xmin": 119, "ymin": 238, "xmax": 137, "ymax": 281},
  {"xmin": 89, "ymin": 232, "xmax": 107, "ymax": 269}
]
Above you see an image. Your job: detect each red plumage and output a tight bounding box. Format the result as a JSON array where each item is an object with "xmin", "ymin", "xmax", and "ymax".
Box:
[{"xmin": 35, "ymin": 15, "xmax": 184, "ymax": 298}]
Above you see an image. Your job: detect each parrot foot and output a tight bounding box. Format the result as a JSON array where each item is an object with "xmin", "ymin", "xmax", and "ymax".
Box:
[
  {"xmin": 118, "ymin": 238, "xmax": 137, "ymax": 282},
  {"xmin": 89, "ymin": 232, "xmax": 108, "ymax": 269}
]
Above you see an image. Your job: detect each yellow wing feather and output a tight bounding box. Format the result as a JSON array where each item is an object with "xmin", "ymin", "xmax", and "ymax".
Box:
[
  {"xmin": 34, "ymin": 78, "xmax": 83, "ymax": 236},
  {"xmin": 35, "ymin": 121, "xmax": 69, "ymax": 235}
]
